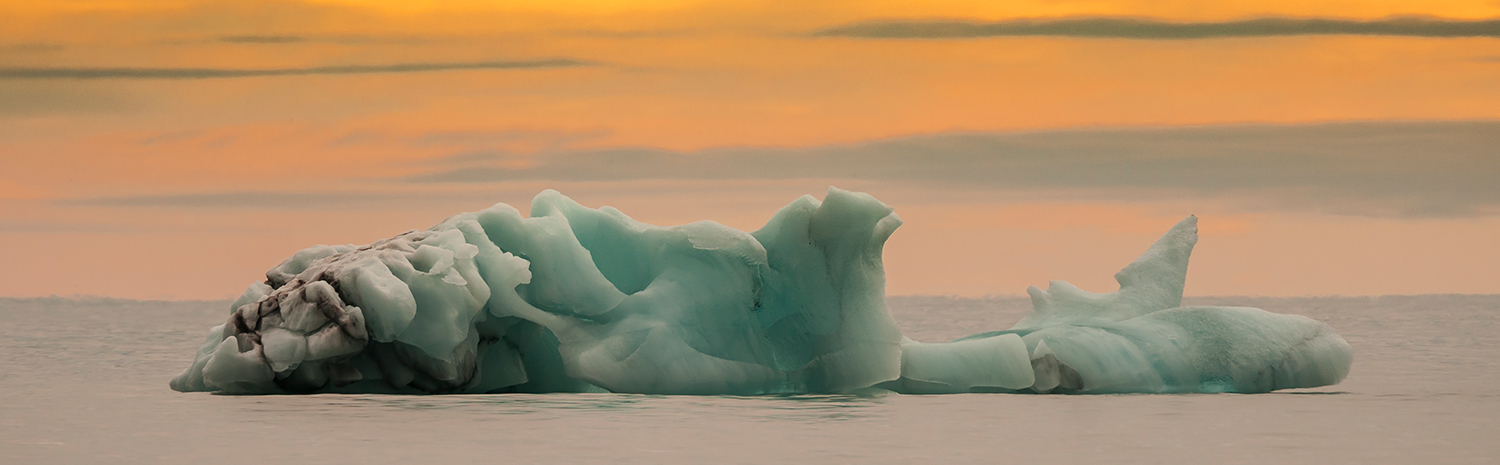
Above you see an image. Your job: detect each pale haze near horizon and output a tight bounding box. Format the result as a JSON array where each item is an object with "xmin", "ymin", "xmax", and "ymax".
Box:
[{"xmin": 2, "ymin": 0, "xmax": 1498, "ymax": 300}]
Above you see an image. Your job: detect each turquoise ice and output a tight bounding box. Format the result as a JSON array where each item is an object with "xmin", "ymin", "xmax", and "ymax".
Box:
[{"xmin": 170, "ymin": 188, "xmax": 1351, "ymax": 395}]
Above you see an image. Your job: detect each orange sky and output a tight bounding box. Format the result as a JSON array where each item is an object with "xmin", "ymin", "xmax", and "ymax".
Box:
[{"xmin": 2, "ymin": 0, "xmax": 1498, "ymax": 299}]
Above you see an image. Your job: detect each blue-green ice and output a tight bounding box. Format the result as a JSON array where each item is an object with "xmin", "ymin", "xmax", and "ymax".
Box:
[{"xmin": 170, "ymin": 188, "xmax": 1351, "ymax": 395}]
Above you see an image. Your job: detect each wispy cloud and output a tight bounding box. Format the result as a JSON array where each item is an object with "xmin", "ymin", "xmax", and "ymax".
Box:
[
  {"xmin": 404, "ymin": 121, "xmax": 1500, "ymax": 218},
  {"xmin": 58, "ymin": 191, "xmax": 427, "ymax": 210},
  {"xmin": 0, "ymin": 59, "xmax": 594, "ymax": 80},
  {"xmin": 0, "ymin": 220, "xmax": 148, "ymax": 234},
  {"xmin": 558, "ymin": 29, "xmax": 700, "ymax": 39},
  {"xmin": 2, "ymin": 43, "xmax": 66, "ymax": 53},
  {"xmin": 320, "ymin": 127, "xmax": 610, "ymax": 155},
  {"xmin": 54, "ymin": 186, "xmax": 646, "ymax": 211},
  {"xmin": 209, "ymin": 34, "xmax": 442, "ymax": 45},
  {"xmin": 412, "ymin": 128, "xmax": 611, "ymax": 149},
  {"xmin": 53, "ymin": 183, "xmax": 799, "ymax": 213},
  {"xmin": 217, "ymin": 35, "xmax": 305, "ymax": 44},
  {"xmin": 52, "ymin": 122, "xmax": 1500, "ymax": 218},
  {"xmin": 814, "ymin": 16, "xmax": 1500, "ymax": 40},
  {"xmin": 0, "ymin": 83, "xmax": 132, "ymax": 115}
]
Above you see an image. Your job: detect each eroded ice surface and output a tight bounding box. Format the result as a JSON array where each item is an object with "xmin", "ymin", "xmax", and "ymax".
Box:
[{"xmin": 171, "ymin": 188, "xmax": 1351, "ymax": 395}]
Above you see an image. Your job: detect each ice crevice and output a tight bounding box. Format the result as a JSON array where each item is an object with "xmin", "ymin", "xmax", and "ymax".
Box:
[{"xmin": 171, "ymin": 188, "xmax": 1352, "ymax": 395}]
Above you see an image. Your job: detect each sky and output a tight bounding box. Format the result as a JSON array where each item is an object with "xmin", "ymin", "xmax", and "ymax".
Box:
[{"xmin": 1, "ymin": 0, "xmax": 1498, "ymax": 299}]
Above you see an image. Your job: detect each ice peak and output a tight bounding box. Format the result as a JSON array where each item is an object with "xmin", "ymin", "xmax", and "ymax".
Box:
[{"xmin": 1013, "ymin": 215, "xmax": 1198, "ymax": 330}]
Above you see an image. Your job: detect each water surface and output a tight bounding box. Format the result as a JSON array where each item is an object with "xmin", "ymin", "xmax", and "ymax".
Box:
[{"xmin": 2, "ymin": 295, "xmax": 1495, "ymax": 463}]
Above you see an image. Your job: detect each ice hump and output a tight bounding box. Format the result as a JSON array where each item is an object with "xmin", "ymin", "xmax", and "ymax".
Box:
[{"xmin": 171, "ymin": 188, "xmax": 1351, "ymax": 395}]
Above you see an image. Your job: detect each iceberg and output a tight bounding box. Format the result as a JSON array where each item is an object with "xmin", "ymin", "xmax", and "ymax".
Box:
[{"xmin": 171, "ymin": 188, "xmax": 1351, "ymax": 395}]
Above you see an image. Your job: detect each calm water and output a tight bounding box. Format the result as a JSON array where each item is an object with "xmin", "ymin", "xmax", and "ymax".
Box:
[{"xmin": 2, "ymin": 295, "xmax": 1496, "ymax": 464}]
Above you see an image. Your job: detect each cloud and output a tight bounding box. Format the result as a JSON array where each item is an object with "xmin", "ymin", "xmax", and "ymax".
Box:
[
  {"xmin": 558, "ymin": 29, "xmax": 700, "ymax": 39},
  {"xmin": 814, "ymin": 16, "xmax": 1500, "ymax": 40},
  {"xmin": 412, "ymin": 128, "xmax": 611, "ymax": 151},
  {"xmin": 52, "ymin": 184, "xmax": 739, "ymax": 211},
  {"xmin": 404, "ymin": 121, "xmax": 1500, "ymax": 218},
  {"xmin": 55, "ymin": 122, "xmax": 1500, "ymax": 218},
  {"xmin": 0, "ymin": 220, "xmax": 148, "ymax": 234},
  {"xmin": 2, "ymin": 43, "xmax": 67, "ymax": 53},
  {"xmin": 0, "ymin": 59, "xmax": 594, "ymax": 80},
  {"xmin": 209, "ymin": 35, "xmax": 442, "ymax": 45},
  {"xmin": 59, "ymin": 191, "xmax": 427, "ymax": 210},
  {"xmin": 218, "ymin": 35, "xmax": 305, "ymax": 44},
  {"xmin": 0, "ymin": 82, "xmax": 133, "ymax": 115},
  {"xmin": 56, "ymin": 188, "xmax": 574, "ymax": 211}
]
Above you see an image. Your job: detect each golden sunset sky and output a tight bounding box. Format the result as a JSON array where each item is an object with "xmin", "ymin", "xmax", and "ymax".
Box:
[{"xmin": 2, "ymin": 0, "xmax": 1498, "ymax": 299}]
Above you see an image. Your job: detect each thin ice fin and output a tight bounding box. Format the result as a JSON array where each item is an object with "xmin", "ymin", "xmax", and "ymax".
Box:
[{"xmin": 1113, "ymin": 215, "xmax": 1197, "ymax": 306}]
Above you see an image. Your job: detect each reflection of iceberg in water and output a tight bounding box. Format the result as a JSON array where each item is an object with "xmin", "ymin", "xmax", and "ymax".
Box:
[{"xmin": 171, "ymin": 188, "xmax": 1352, "ymax": 395}]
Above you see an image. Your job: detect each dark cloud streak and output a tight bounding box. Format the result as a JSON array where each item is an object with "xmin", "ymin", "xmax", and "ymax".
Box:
[
  {"xmin": 53, "ymin": 122, "xmax": 1500, "ymax": 218},
  {"xmin": 56, "ymin": 191, "xmax": 504, "ymax": 211},
  {"xmin": 3, "ymin": 43, "xmax": 67, "ymax": 52},
  {"xmin": 218, "ymin": 35, "xmax": 305, "ymax": 44},
  {"xmin": 814, "ymin": 16, "xmax": 1500, "ymax": 39},
  {"xmin": 210, "ymin": 35, "xmax": 440, "ymax": 45},
  {"xmin": 0, "ymin": 59, "xmax": 594, "ymax": 80},
  {"xmin": 406, "ymin": 121, "xmax": 1500, "ymax": 218}
]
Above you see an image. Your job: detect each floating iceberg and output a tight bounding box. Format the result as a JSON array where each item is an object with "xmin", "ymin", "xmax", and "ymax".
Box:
[{"xmin": 171, "ymin": 188, "xmax": 1351, "ymax": 395}]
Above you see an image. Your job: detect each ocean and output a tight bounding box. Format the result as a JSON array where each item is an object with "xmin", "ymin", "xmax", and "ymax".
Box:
[{"xmin": 2, "ymin": 294, "xmax": 1495, "ymax": 464}]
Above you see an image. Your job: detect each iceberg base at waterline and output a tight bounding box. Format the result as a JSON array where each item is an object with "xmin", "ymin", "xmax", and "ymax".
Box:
[{"xmin": 170, "ymin": 188, "xmax": 1352, "ymax": 395}]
